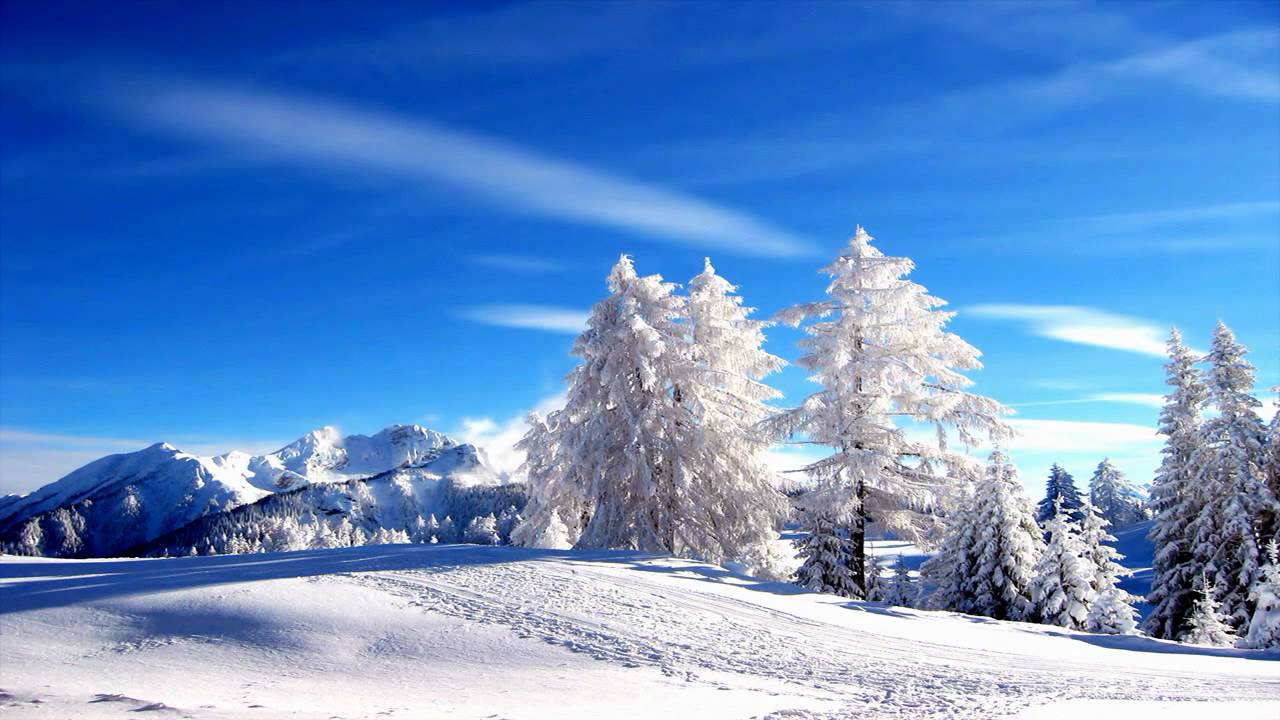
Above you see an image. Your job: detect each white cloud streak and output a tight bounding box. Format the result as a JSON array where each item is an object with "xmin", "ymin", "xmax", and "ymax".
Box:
[
  {"xmin": 1010, "ymin": 392, "xmax": 1166, "ymax": 409},
  {"xmin": 101, "ymin": 80, "xmax": 813, "ymax": 258},
  {"xmin": 966, "ymin": 304, "xmax": 1190, "ymax": 357},
  {"xmin": 460, "ymin": 304, "xmax": 588, "ymax": 334},
  {"xmin": 1081, "ymin": 200, "xmax": 1280, "ymax": 234}
]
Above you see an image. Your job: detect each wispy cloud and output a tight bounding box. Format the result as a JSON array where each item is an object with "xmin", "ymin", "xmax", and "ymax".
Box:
[
  {"xmin": 468, "ymin": 254, "xmax": 566, "ymax": 274},
  {"xmin": 966, "ymin": 304, "xmax": 1190, "ymax": 357},
  {"xmin": 1080, "ymin": 200, "xmax": 1280, "ymax": 234},
  {"xmin": 96, "ymin": 79, "xmax": 812, "ymax": 258},
  {"xmin": 1007, "ymin": 418, "xmax": 1161, "ymax": 454},
  {"xmin": 657, "ymin": 23, "xmax": 1278, "ymax": 187},
  {"xmin": 460, "ymin": 304, "xmax": 588, "ymax": 334},
  {"xmin": 1010, "ymin": 392, "xmax": 1166, "ymax": 409},
  {"xmin": 1100, "ymin": 28, "xmax": 1280, "ymax": 103}
]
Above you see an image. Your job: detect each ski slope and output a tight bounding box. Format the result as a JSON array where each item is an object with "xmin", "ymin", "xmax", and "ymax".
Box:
[{"xmin": 1, "ymin": 544, "xmax": 1276, "ymax": 719}]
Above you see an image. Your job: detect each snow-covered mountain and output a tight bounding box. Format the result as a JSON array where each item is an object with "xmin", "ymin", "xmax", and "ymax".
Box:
[
  {"xmin": 139, "ymin": 459, "xmax": 526, "ymax": 557},
  {"xmin": 0, "ymin": 424, "xmax": 497, "ymax": 558}
]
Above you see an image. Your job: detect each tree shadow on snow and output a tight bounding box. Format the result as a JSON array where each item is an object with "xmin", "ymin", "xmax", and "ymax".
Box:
[
  {"xmin": 1010, "ymin": 624, "xmax": 1280, "ymax": 661},
  {"xmin": 0, "ymin": 545, "xmax": 646, "ymax": 614}
]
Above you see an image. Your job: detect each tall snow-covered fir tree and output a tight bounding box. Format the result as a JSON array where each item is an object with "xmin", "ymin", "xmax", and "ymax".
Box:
[
  {"xmin": 537, "ymin": 255, "xmax": 695, "ymax": 553},
  {"xmin": 767, "ymin": 227, "xmax": 1012, "ymax": 598},
  {"xmin": 514, "ymin": 255, "xmax": 787, "ymax": 574},
  {"xmin": 1242, "ymin": 538, "xmax": 1280, "ymax": 649},
  {"xmin": 1144, "ymin": 329, "xmax": 1210, "ymax": 640},
  {"xmin": 1029, "ymin": 498, "xmax": 1094, "ymax": 630},
  {"xmin": 1036, "ymin": 464, "xmax": 1083, "ymax": 524},
  {"xmin": 1078, "ymin": 501, "xmax": 1139, "ymax": 634},
  {"xmin": 1088, "ymin": 459, "xmax": 1145, "ymax": 528},
  {"xmin": 1188, "ymin": 322, "xmax": 1274, "ymax": 631},
  {"xmin": 925, "ymin": 451, "xmax": 1042, "ymax": 620},
  {"xmin": 1180, "ymin": 574, "xmax": 1237, "ymax": 647},
  {"xmin": 679, "ymin": 258, "xmax": 789, "ymax": 576}
]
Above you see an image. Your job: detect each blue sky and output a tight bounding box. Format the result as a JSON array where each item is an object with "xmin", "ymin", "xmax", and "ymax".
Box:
[{"xmin": 1, "ymin": 0, "xmax": 1277, "ymax": 497}]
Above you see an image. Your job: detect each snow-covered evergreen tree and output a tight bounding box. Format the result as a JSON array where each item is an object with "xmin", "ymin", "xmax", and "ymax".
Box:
[
  {"xmin": 1036, "ymin": 464, "xmax": 1083, "ymax": 524},
  {"xmin": 794, "ymin": 509, "xmax": 859, "ymax": 597},
  {"xmin": 15, "ymin": 519, "xmax": 43, "ymax": 556},
  {"xmin": 511, "ymin": 412, "xmax": 587, "ymax": 549},
  {"xmin": 1087, "ymin": 587, "xmax": 1139, "ymax": 635},
  {"xmin": 920, "ymin": 481, "xmax": 979, "ymax": 612},
  {"xmin": 495, "ymin": 506, "xmax": 522, "ymax": 544},
  {"xmin": 1180, "ymin": 574, "xmax": 1237, "ymax": 646},
  {"xmin": 1075, "ymin": 500, "xmax": 1140, "ymax": 634},
  {"xmin": 438, "ymin": 515, "xmax": 458, "ymax": 544},
  {"xmin": 465, "ymin": 513, "xmax": 500, "ymax": 545},
  {"xmin": 927, "ymin": 451, "xmax": 1042, "ymax": 620},
  {"xmin": 515, "ymin": 255, "xmax": 787, "ymax": 573},
  {"xmin": 883, "ymin": 556, "xmax": 918, "ymax": 608},
  {"xmin": 767, "ymin": 228, "xmax": 1012, "ymax": 598},
  {"xmin": 1088, "ymin": 459, "xmax": 1145, "ymax": 528},
  {"xmin": 1189, "ymin": 322, "xmax": 1274, "ymax": 630},
  {"xmin": 1262, "ymin": 398, "xmax": 1280, "ymax": 542},
  {"xmin": 1078, "ymin": 501, "xmax": 1130, "ymax": 590},
  {"xmin": 1145, "ymin": 329, "xmax": 1210, "ymax": 639},
  {"xmin": 1029, "ymin": 498, "xmax": 1094, "ymax": 629},
  {"xmin": 1242, "ymin": 538, "xmax": 1280, "ymax": 649},
  {"xmin": 523, "ymin": 256, "xmax": 697, "ymax": 553},
  {"xmin": 680, "ymin": 257, "xmax": 789, "ymax": 577}
]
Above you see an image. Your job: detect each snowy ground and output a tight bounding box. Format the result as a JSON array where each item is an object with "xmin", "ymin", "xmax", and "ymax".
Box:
[{"xmin": 1, "ymin": 545, "xmax": 1277, "ymax": 720}]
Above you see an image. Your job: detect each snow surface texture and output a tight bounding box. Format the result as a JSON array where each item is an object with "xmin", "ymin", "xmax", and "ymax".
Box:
[
  {"xmin": 0, "ymin": 425, "xmax": 492, "ymax": 557},
  {"xmin": 2, "ymin": 545, "xmax": 1276, "ymax": 719}
]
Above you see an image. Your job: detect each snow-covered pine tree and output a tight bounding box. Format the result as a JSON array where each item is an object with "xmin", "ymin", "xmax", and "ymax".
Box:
[
  {"xmin": 1180, "ymin": 574, "xmax": 1237, "ymax": 646},
  {"xmin": 920, "ymin": 479, "xmax": 980, "ymax": 611},
  {"xmin": 1029, "ymin": 498, "xmax": 1095, "ymax": 629},
  {"xmin": 1087, "ymin": 588, "xmax": 1140, "ymax": 635},
  {"xmin": 1189, "ymin": 322, "xmax": 1274, "ymax": 630},
  {"xmin": 1242, "ymin": 538, "xmax": 1280, "ymax": 649},
  {"xmin": 767, "ymin": 228, "xmax": 1012, "ymax": 598},
  {"xmin": 438, "ymin": 515, "xmax": 458, "ymax": 544},
  {"xmin": 1036, "ymin": 464, "xmax": 1084, "ymax": 524},
  {"xmin": 1088, "ymin": 459, "xmax": 1145, "ymax": 528},
  {"xmin": 1263, "ymin": 398, "xmax": 1280, "ymax": 542},
  {"xmin": 1145, "ymin": 329, "xmax": 1211, "ymax": 639},
  {"xmin": 793, "ymin": 508, "xmax": 859, "ymax": 597},
  {"xmin": 464, "ymin": 513, "xmax": 500, "ymax": 545},
  {"xmin": 524, "ymin": 256, "xmax": 697, "ymax": 553},
  {"xmin": 938, "ymin": 451, "xmax": 1043, "ymax": 620},
  {"xmin": 15, "ymin": 519, "xmax": 42, "ymax": 556},
  {"xmin": 884, "ymin": 556, "xmax": 918, "ymax": 608},
  {"xmin": 1078, "ymin": 500, "xmax": 1131, "ymax": 591},
  {"xmin": 1079, "ymin": 501, "xmax": 1139, "ymax": 634},
  {"xmin": 510, "ymin": 411, "xmax": 587, "ymax": 549},
  {"xmin": 680, "ymin": 258, "xmax": 789, "ymax": 576},
  {"xmin": 865, "ymin": 557, "xmax": 887, "ymax": 601}
]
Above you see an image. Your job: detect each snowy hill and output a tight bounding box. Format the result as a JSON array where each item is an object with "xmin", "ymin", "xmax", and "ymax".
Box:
[
  {"xmin": 0, "ymin": 424, "xmax": 492, "ymax": 558},
  {"xmin": 1, "ymin": 545, "xmax": 1276, "ymax": 719}
]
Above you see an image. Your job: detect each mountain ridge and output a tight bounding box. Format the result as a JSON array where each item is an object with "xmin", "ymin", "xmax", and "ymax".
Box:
[{"xmin": 0, "ymin": 423, "xmax": 498, "ymax": 558}]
